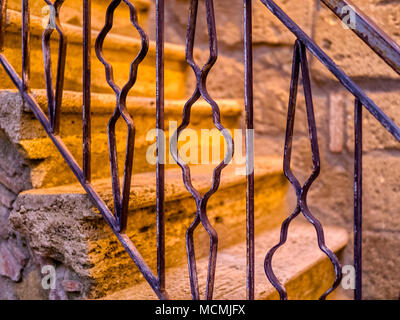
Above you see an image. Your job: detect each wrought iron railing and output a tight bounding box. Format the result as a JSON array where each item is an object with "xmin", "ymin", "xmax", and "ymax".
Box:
[{"xmin": 0, "ymin": 0, "xmax": 399, "ymax": 300}]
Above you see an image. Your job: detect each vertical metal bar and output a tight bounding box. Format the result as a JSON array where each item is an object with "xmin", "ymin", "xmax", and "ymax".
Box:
[
  {"xmin": 21, "ymin": 0, "xmax": 30, "ymax": 92},
  {"xmin": 0, "ymin": 0, "xmax": 8, "ymax": 52},
  {"xmin": 156, "ymin": 0, "xmax": 166, "ymax": 293},
  {"xmin": 244, "ymin": 0, "xmax": 254, "ymax": 301},
  {"xmin": 354, "ymin": 98, "xmax": 363, "ymax": 300},
  {"xmin": 83, "ymin": 0, "xmax": 91, "ymax": 182}
]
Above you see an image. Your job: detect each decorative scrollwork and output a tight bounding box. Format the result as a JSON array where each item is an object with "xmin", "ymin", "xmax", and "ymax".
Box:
[
  {"xmin": 42, "ymin": 0, "xmax": 67, "ymax": 134},
  {"xmin": 170, "ymin": 0, "xmax": 234, "ymax": 300},
  {"xmin": 264, "ymin": 40, "xmax": 342, "ymax": 300},
  {"xmin": 95, "ymin": 0, "xmax": 149, "ymax": 232}
]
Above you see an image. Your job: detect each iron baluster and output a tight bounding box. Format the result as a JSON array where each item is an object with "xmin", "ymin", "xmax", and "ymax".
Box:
[
  {"xmin": 354, "ymin": 98, "xmax": 363, "ymax": 300},
  {"xmin": 156, "ymin": 0, "xmax": 166, "ymax": 294},
  {"xmin": 21, "ymin": 0, "xmax": 30, "ymax": 92},
  {"xmin": 95, "ymin": 0, "xmax": 148, "ymax": 232},
  {"xmin": 244, "ymin": 0, "xmax": 255, "ymax": 301},
  {"xmin": 42, "ymin": 0, "xmax": 67, "ymax": 134},
  {"xmin": 83, "ymin": 0, "xmax": 91, "ymax": 182},
  {"xmin": 264, "ymin": 40, "xmax": 342, "ymax": 300},
  {"xmin": 170, "ymin": 0, "xmax": 234, "ymax": 300}
]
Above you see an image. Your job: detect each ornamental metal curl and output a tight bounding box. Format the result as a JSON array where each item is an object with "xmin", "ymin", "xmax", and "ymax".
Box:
[
  {"xmin": 42, "ymin": 0, "xmax": 67, "ymax": 134},
  {"xmin": 95, "ymin": 0, "xmax": 149, "ymax": 232},
  {"xmin": 264, "ymin": 40, "xmax": 342, "ymax": 300},
  {"xmin": 170, "ymin": 0, "xmax": 234, "ymax": 300}
]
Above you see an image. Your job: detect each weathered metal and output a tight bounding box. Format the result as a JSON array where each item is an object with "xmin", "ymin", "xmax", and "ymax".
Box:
[
  {"xmin": 169, "ymin": 0, "xmax": 234, "ymax": 300},
  {"xmin": 156, "ymin": 0, "xmax": 166, "ymax": 295},
  {"xmin": 0, "ymin": 0, "xmax": 399, "ymax": 301},
  {"xmin": 354, "ymin": 98, "xmax": 363, "ymax": 300},
  {"xmin": 244, "ymin": 0, "xmax": 255, "ymax": 301},
  {"xmin": 264, "ymin": 40, "xmax": 342, "ymax": 300},
  {"xmin": 95, "ymin": 0, "xmax": 148, "ymax": 232},
  {"xmin": 22, "ymin": 0, "xmax": 30, "ymax": 92},
  {"xmin": 83, "ymin": 0, "xmax": 91, "ymax": 182}
]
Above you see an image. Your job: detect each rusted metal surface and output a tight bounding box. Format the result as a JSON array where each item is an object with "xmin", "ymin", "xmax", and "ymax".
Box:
[
  {"xmin": 21, "ymin": 0, "xmax": 30, "ymax": 92},
  {"xmin": 0, "ymin": 0, "xmax": 399, "ymax": 301},
  {"xmin": 244, "ymin": 0, "xmax": 255, "ymax": 301},
  {"xmin": 95, "ymin": 0, "xmax": 148, "ymax": 233},
  {"xmin": 156, "ymin": 0, "xmax": 166, "ymax": 295},
  {"xmin": 320, "ymin": 0, "xmax": 400, "ymax": 76},
  {"xmin": 42, "ymin": 0, "xmax": 67, "ymax": 134},
  {"xmin": 354, "ymin": 98, "xmax": 363, "ymax": 300},
  {"xmin": 83, "ymin": 0, "xmax": 91, "ymax": 182},
  {"xmin": 169, "ymin": 0, "xmax": 234, "ymax": 300},
  {"xmin": 264, "ymin": 40, "xmax": 342, "ymax": 300}
]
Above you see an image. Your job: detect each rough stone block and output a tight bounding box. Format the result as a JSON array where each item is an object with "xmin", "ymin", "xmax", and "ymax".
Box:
[
  {"xmin": 0, "ymin": 241, "xmax": 25, "ymax": 281},
  {"xmin": 0, "ymin": 184, "xmax": 16, "ymax": 209},
  {"xmin": 362, "ymin": 230, "xmax": 400, "ymax": 300},
  {"xmin": 363, "ymin": 153, "xmax": 400, "ymax": 233},
  {"xmin": 312, "ymin": 2, "xmax": 400, "ymax": 82},
  {"xmin": 346, "ymin": 91, "xmax": 400, "ymax": 152},
  {"xmin": 253, "ymin": 0, "xmax": 316, "ymax": 45}
]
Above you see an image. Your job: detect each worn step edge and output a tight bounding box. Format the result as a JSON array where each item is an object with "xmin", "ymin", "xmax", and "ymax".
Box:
[
  {"xmin": 29, "ymin": 89, "xmax": 241, "ymax": 116},
  {"xmin": 0, "ymin": 89, "xmax": 241, "ymax": 156},
  {"xmin": 18, "ymin": 156, "xmax": 282, "ymax": 215},
  {"xmin": 5, "ymin": 9, "xmax": 186, "ymax": 62},
  {"xmin": 101, "ymin": 223, "xmax": 348, "ymax": 300}
]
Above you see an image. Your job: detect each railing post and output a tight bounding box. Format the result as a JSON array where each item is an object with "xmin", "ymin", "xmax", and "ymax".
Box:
[
  {"xmin": 21, "ymin": 0, "xmax": 30, "ymax": 92},
  {"xmin": 83, "ymin": 0, "xmax": 91, "ymax": 182},
  {"xmin": 244, "ymin": 0, "xmax": 255, "ymax": 301},
  {"xmin": 354, "ymin": 98, "xmax": 363, "ymax": 300},
  {"xmin": 156, "ymin": 0, "xmax": 166, "ymax": 294}
]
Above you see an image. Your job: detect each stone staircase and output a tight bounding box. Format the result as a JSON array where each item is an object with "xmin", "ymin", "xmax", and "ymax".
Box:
[{"xmin": 0, "ymin": 1, "xmax": 349, "ymax": 300}]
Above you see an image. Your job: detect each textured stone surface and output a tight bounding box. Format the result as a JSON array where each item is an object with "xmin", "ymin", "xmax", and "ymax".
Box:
[
  {"xmin": 253, "ymin": 0, "xmax": 316, "ymax": 45},
  {"xmin": 312, "ymin": 1, "xmax": 400, "ymax": 82},
  {"xmin": 361, "ymin": 230, "xmax": 400, "ymax": 300},
  {"xmin": 62, "ymin": 280, "xmax": 83, "ymax": 293},
  {"xmin": 346, "ymin": 91, "xmax": 400, "ymax": 152},
  {"xmin": 102, "ymin": 223, "xmax": 348, "ymax": 300},
  {"xmin": 0, "ymin": 240, "xmax": 27, "ymax": 281},
  {"xmin": 9, "ymin": 157, "xmax": 287, "ymax": 298},
  {"xmin": 362, "ymin": 153, "xmax": 400, "ymax": 233}
]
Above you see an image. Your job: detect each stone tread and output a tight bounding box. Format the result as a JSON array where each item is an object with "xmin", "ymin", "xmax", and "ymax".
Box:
[
  {"xmin": 29, "ymin": 89, "xmax": 242, "ymax": 116},
  {"xmin": 101, "ymin": 223, "xmax": 348, "ymax": 300},
  {"xmin": 1, "ymin": 88, "xmax": 241, "ymax": 156},
  {"xmin": 0, "ymin": 89, "xmax": 242, "ymax": 153},
  {"xmin": 19, "ymin": 156, "xmax": 283, "ymax": 215},
  {"xmin": 5, "ymin": 9, "xmax": 186, "ymax": 62}
]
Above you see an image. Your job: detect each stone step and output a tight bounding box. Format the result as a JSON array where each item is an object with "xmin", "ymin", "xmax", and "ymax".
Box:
[
  {"xmin": 101, "ymin": 223, "xmax": 349, "ymax": 300},
  {"xmin": 1, "ymin": 9, "xmax": 188, "ymax": 99},
  {"xmin": 9, "ymin": 156, "xmax": 288, "ymax": 299},
  {"xmin": 0, "ymin": 89, "xmax": 242, "ymax": 188},
  {"xmin": 6, "ymin": 0, "xmax": 152, "ymax": 36}
]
